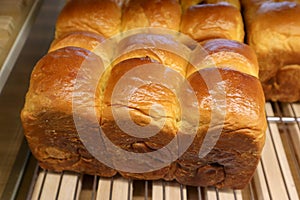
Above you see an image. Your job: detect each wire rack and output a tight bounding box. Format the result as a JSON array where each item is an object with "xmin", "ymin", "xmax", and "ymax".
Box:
[{"xmin": 25, "ymin": 102, "xmax": 300, "ymax": 200}]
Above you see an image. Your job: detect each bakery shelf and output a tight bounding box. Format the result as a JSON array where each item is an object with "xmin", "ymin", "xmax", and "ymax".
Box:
[
  {"xmin": 0, "ymin": 0, "xmax": 65, "ymax": 198},
  {"xmin": 21, "ymin": 102, "xmax": 299, "ymax": 200},
  {"xmin": 0, "ymin": 0, "xmax": 42, "ymax": 94}
]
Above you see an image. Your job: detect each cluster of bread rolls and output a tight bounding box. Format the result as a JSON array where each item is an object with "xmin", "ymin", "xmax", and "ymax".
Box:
[
  {"xmin": 21, "ymin": 0, "xmax": 267, "ymax": 189},
  {"xmin": 241, "ymin": 0, "xmax": 300, "ymax": 102}
]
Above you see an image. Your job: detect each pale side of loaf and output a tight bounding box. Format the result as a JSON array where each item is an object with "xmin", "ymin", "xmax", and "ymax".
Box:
[
  {"xmin": 242, "ymin": 0, "xmax": 300, "ymax": 102},
  {"xmin": 21, "ymin": 36, "xmax": 266, "ymax": 189}
]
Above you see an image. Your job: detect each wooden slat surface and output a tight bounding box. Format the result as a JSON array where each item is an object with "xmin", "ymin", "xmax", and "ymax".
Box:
[
  {"xmin": 260, "ymin": 126, "xmax": 288, "ymax": 199},
  {"xmin": 97, "ymin": 177, "xmax": 112, "ymax": 200},
  {"xmin": 233, "ymin": 190, "xmax": 243, "ymax": 200},
  {"xmin": 281, "ymin": 103, "xmax": 300, "ymax": 195},
  {"xmin": 206, "ymin": 187, "xmax": 218, "ymax": 200},
  {"xmin": 252, "ymin": 162, "xmax": 270, "ymax": 200},
  {"xmin": 32, "ymin": 171, "xmax": 61, "ymax": 200},
  {"xmin": 265, "ymin": 103, "xmax": 298, "ymax": 199},
  {"xmin": 57, "ymin": 172, "xmax": 81, "ymax": 200},
  {"xmin": 111, "ymin": 177, "xmax": 131, "ymax": 200},
  {"xmin": 152, "ymin": 181, "xmax": 163, "ymax": 200},
  {"xmin": 31, "ymin": 170, "xmax": 46, "ymax": 200},
  {"xmin": 165, "ymin": 182, "xmax": 187, "ymax": 200},
  {"xmin": 283, "ymin": 103, "xmax": 300, "ymax": 165},
  {"xmin": 218, "ymin": 189, "xmax": 236, "ymax": 200}
]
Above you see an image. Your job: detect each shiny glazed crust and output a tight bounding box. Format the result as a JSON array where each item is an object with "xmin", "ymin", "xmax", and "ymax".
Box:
[
  {"xmin": 22, "ymin": 38, "xmax": 266, "ymax": 189},
  {"xmin": 55, "ymin": 0, "xmax": 121, "ymax": 38},
  {"xmin": 180, "ymin": 3, "xmax": 244, "ymax": 42},
  {"xmin": 21, "ymin": 47, "xmax": 117, "ymax": 177},
  {"xmin": 121, "ymin": 0, "xmax": 182, "ymax": 32},
  {"xmin": 56, "ymin": 0, "xmax": 243, "ymax": 43},
  {"xmin": 187, "ymin": 39, "xmax": 259, "ymax": 77},
  {"xmin": 49, "ymin": 31, "xmax": 106, "ymax": 53},
  {"xmin": 178, "ymin": 68, "xmax": 266, "ymax": 188}
]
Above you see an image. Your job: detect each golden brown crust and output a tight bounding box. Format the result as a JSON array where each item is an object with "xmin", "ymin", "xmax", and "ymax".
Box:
[
  {"xmin": 180, "ymin": 3, "xmax": 244, "ymax": 42},
  {"xmin": 180, "ymin": 0, "xmax": 240, "ymax": 11},
  {"xmin": 121, "ymin": 0, "xmax": 181, "ymax": 32},
  {"xmin": 55, "ymin": 0, "xmax": 121, "ymax": 38},
  {"xmin": 48, "ymin": 31, "xmax": 114, "ymax": 64},
  {"xmin": 179, "ymin": 68, "xmax": 266, "ymax": 188},
  {"xmin": 49, "ymin": 31, "xmax": 106, "ymax": 53},
  {"xmin": 262, "ymin": 65, "xmax": 300, "ymax": 102},
  {"xmin": 113, "ymin": 33, "xmax": 190, "ymax": 77},
  {"xmin": 101, "ymin": 57, "xmax": 180, "ymax": 180},
  {"xmin": 242, "ymin": 0, "xmax": 300, "ymax": 101},
  {"xmin": 187, "ymin": 39, "xmax": 259, "ymax": 77},
  {"xmin": 21, "ymin": 47, "xmax": 116, "ymax": 177},
  {"xmin": 102, "ymin": 58, "xmax": 180, "ymax": 150}
]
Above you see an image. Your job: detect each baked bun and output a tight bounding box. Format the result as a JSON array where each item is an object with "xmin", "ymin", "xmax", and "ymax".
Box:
[
  {"xmin": 21, "ymin": 47, "xmax": 116, "ymax": 176},
  {"xmin": 180, "ymin": 3, "xmax": 244, "ymax": 42},
  {"xmin": 180, "ymin": 0, "xmax": 240, "ymax": 11},
  {"xmin": 113, "ymin": 33, "xmax": 190, "ymax": 77},
  {"xmin": 49, "ymin": 31, "xmax": 105, "ymax": 53},
  {"xmin": 187, "ymin": 39, "xmax": 259, "ymax": 77},
  {"xmin": 176, "ymin": 39, "xmax": 265, "ymax": 188},
  {"xmin": 55, "ymin": 0, "xmax": 121, "ymax": 38},
  {"xmin": 242, "ymin": 0, "xmax": 300, "ymax": 102},
  {"xmin": 101, "ymin": 57, "xmax": 182, "ymax": 180},
  {"xmin": 121, "ymin": 0, "xmax": 181, "ymax": 32},
  {"xmin": 178, "ymin": 67, "xmax": 266, "ymax": 188}
]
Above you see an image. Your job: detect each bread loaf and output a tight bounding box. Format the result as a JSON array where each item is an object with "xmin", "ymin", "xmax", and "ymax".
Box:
[
  {"xmin": 55, "ymin": 0, "xmax": 121, "ymax": 38},
  {"xmin": 242, "ymin": 0, "xmax": 300, "ymax": 102},
  {"xmin": 21, "ymin": 47, "xmax": 117, "ymax": 177},
  {"xmin": 176, "ymin": 39, "xmax": 266, "ymax": 188},
  {"xmin": 121, "ymin": 0, "xmax": 181, "ymax": 32},
  {"xmin": 49, "ymin": 31, "xmax": 115, "ymax": 65},
  {"xmin": 49, "ymin": 31, "xmax": 106, "ymax": 54},
  {"xmin": 187, "ymin": 39, "xmax": 259, "ymax": 77},
  {"xmin": 180, "ymin": 3, "xmax": 244, "ymax": 42},
  {"xmin": 21, "ymin": 0, "xmax": 266, "ymax": 189},
  {"xmin": 113, "ymin": 33, "xmax": 190, "ymax": 76}
]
